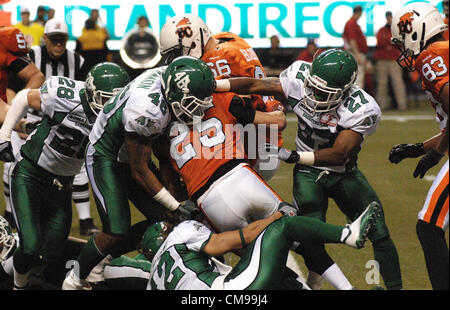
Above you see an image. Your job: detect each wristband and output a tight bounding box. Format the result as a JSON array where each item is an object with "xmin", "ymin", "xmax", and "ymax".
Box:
[
  {"xmin": 153, "ymin": 187, "xmax": 179, "ymax": 211},
  {"xmin": 215, "ymin": 79, "xmax": 231, "ymax": 92},
  {"xmin": 238, "ymin": 228, "xmax": 247, "ymax": 247},
  {"xmin": 298, "ymin": 152, "xmax": 315, "ymax": 166}
]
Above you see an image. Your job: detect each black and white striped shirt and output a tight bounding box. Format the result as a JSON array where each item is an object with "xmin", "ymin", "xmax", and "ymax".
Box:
[
  {"xmin": 30, "ymin": 45, "xmax": 87, "ymax": 81},
  {"xmin": 8, "ymin": 45, "xmax": 88, "ymax": 93}
]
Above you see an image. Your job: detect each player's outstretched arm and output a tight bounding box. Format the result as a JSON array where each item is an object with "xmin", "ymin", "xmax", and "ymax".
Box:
[
  {"xmin": 216, "ymin": 77, "xmax": 286, "ymax": 98},
  {"xmin": 436, "ymin": 83, "xmax": 449, "ymax": 154},
  {"xmin": 203, "ymin": 211, "xmax": 283, "ymax": 257},
  {"xmin": 0, "ymin": 89, "xmax": 42, "ymax": 139}
]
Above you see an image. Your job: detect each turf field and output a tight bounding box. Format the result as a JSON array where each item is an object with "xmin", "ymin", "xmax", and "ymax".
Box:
[{"xmin": 0, "ymin": 104, "xmax": 448, "ymax": 290}]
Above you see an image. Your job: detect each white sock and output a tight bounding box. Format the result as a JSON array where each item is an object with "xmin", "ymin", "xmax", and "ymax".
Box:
[
  {"xmin": 321, "ymin": 263, "xmax": 353, "ymax": 290},
  {"xmin": 1, "ymin": 256, "xmax": 14, "ymax": 277},
  {"xmin": 13, "ymin": 266, "xmax": 29, "ymax": 288},
  {"xmin": 75, "ymin": 201, "xmax": 91, "ymax": 220}
]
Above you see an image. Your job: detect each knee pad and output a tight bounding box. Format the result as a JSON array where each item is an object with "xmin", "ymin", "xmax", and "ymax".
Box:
[{"xmin": 367, "ymin": 202, "xmax": 390, "ymax": 243}]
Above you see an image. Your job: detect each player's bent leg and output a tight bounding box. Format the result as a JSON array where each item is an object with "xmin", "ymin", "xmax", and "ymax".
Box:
[
  {"xmin": 292, "ymin": 166, "xmax": 346, "ymax": 289},
  {"xmin": 224, "ymin": 215, "xmax": 371, "ymax": 290},
  {"xmin": 332, "ymin": 168, "xmax": 402, "ymax": 290}
]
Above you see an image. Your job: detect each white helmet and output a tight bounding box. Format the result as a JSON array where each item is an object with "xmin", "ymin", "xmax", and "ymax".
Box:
[
  {"xmin": 0, "ymin": 216, "xmax": 16, "ymax": 261},
  {"xmin": 391, "ymin": 2, "xmax": 448, "ymax": 71},
  {"xmin": 159, "ymin": 14, "xmax": 212, "ymax": 63}
]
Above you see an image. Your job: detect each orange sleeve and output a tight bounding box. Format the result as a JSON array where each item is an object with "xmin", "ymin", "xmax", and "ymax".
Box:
[{"xmin": 414, "ymin": 42, "xmax": 449, "ymax": 101}]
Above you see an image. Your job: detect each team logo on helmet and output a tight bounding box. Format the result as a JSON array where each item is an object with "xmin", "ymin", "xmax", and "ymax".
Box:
[
  {"xmin": 397, "ymin": 12, "xmax": 415, "ymax": 35},
  {"xmin": 176, "ymin": 17, "xmax": 193, "ymax": 38}
]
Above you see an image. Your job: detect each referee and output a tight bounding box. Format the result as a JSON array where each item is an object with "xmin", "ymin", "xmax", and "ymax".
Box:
[{"xmin": 5, "ymin": 19, "xmax": 100, "ymax": 237}]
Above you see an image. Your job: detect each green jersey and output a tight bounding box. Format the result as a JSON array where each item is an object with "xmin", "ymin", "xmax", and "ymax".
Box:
[
  {"xmin": 279, "ymin": 60, "xmax": 382, "ymax": 173},
  {"xmin": 89, "ymin": 67, "xmax": 170, "ymax": 162},
  {"xmin": 18, "ymin": 76, "xmax": 93, "ymax": 176}
]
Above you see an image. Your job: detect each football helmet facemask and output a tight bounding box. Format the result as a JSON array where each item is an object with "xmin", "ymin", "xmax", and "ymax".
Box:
[
  {"xmin": 161, "ymin": 56, "xmax": 215, "ymax": 125},
  {"xmin": 85, "ymin": 62, "xmax": 130, "ymax": 115},
  {"xmin": 303, "ymin": 49, "xmax": 357, "ymax": 113},
  {"xmin": 391, "ymin": 2, "xmax": 448, "ymax": 71}
]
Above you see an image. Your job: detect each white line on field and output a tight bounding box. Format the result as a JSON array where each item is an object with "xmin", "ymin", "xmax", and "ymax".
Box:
[{"xmin": 287, "ymin": 115, "xmax": 434, "ymax": 122}]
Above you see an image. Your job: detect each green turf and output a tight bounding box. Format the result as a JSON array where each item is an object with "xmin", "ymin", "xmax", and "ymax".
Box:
[{"xmin": 0, "ymin": 104, "xmax": 447, "ymax": 290}]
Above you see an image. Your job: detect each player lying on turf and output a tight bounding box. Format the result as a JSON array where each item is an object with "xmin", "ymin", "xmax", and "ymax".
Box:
[{"xmin": 146, "ymin": 202, "xmax": 382, "ymax": 290}]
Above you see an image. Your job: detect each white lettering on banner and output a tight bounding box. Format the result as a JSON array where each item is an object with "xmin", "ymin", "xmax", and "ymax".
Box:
[{"xmin": 2, "ymin": 0, "xmax": 445, "ymax": 50}]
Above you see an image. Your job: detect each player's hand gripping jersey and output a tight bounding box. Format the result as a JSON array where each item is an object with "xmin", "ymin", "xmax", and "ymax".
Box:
[
  {"xmin": 0, "ymin": 27, "xmax": 30, "ymax": 102},
  {"xmin": 89, "ymin": 67, "xmax": 170, "ymax": 162},
  {"xmin": 280, "ymin": 60, "xmax": 382, "ymax": 173},
  {"xmin": 414, "ymin": 41, "xmax": 449, "ymax": 134},
  {"xmin": 202, "ymin": 32, "xmax": 284, "ymax": 147},
  {"xmin": 165, "ymin": 92, "xmax": 247, "ymax": 198},
  {"xmin": 18, "ymin": 76, "xmax": 93, "ymax": 176}
]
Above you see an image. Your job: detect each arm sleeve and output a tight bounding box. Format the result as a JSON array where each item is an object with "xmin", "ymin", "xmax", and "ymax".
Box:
[{"xmin": 279, "ymin": 60, "xmax": 306, "ymax": 99}]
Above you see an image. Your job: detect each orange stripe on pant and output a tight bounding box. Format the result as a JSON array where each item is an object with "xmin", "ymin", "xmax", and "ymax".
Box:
[{"xmin": 423, "ymin": 169, "xmax": 449, "ymax": 225}]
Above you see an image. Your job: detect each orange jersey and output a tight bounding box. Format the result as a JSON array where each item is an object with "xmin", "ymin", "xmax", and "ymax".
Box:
[
  {"xmin": 414, "ymin": 41, "xmax": 449, "ymax": 129},
  {"xmin": 0, "ymin": 26, "xmax": 29, "ymax": 101},
  {"xmin": 202, "ymin": 32, "xmax": 284, "ymax": 148},
  {"xmin": 167, "ymin": 92, "xmax": 247, "ymax": 198}
]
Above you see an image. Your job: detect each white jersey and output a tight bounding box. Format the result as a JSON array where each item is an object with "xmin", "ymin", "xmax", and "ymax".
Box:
[
  {"xmin": 148, "ymin": 220, "xmax": 227, "ymax": 290},
  {"xmin": 279, "ymin": 60, "xmax": 382, "ymax": 173},
  {"xmin": 18, "ymin": 76, "xmax": 93, "ymax": 176},
  {"xmin": 89, "ymin": 67, "xmax": 170, "ymax": 162}
]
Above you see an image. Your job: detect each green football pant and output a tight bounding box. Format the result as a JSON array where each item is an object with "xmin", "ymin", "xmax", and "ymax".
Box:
[
  {"xmin": 224, "ymin": 216, "xmax": 346, "ymax": 290},
  {"xmin": 86, "ymin": 153, "xmax": 165, "ymax": 235},
  {"xmin": 10, "ymin": 158, "xmax": 74, "ymax": 274},
  {"xmin": 292, "ymin": 165, "xmax": 402, "ymax": 289}
]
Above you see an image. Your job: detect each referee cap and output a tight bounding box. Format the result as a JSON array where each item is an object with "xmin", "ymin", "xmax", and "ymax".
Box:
[{"xmin": 45, "ymin": 19, "xmax": 68, "ymax": 35}]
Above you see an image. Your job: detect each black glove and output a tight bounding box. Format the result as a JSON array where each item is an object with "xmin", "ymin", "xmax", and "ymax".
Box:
[
  {"xmin": 23, "ymin": 120, "xmax": 41, "ymax": 134},
  {"xmin": 277, "ymin": 202, "xmax": 298, "ymax": 217},
  {"xmin": 176, "ymin": 200, "xmax": 203, "ymax": 222},
  {"xmin": 389, "ymin": 143, "xmax": 425, "ymax": 164},
  {"xmin": 0, "ymin": 140, "xmax": 15, "ymax": 162},
  {"xmin": 278, "ymin": 147, "xmax": 300, "ymax": 164},
  {"xmin": 413, "ymin": 149, "xmax": 444, "ymax": 179}
]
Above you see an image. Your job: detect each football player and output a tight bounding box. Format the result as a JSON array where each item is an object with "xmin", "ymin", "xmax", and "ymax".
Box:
[
  {"xmin": 215, "ymin": 48, "xmax": 403, "ymax": 290},
  {"xmin": 61, "ymin": 57, "xmax": 206, "ymax": 290},
  {"xmin": 159, "ymin": 14, "xmax": 284, "ymax": 181},
  {"xmin": 147, "ymin": 201, "xmax": 382, "ymax": 290},
  {"xmin": 155, "ymin": 56, "xmax": 286, "ymax": 234},
  {"xmin": 389, "ymin": 2, "xmax": 448, "ymax": 290},
  {"xmin": 0, "ymin": 27, "xmax": 46, "ymax": 225},
  {"xmin": 158, "ymin": 15, "xmax": 308, "ymax": 284},
  {"xmin": 0, "ymin": 62, "xmax": 129, "ymax": 290}
]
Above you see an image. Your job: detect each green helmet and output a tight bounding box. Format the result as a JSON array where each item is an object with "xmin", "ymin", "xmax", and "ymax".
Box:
[
  {"xmin": 141, "ymin": 222, "xmax": 168, "ymax": 260},
  {"xmin": 303, "ymin": 49, "xmax": 357, "ymax": 112},
  {"xmin": 0, "ymin": 215, "xmax": 16, "ymax": 261},
  {"xmin": 85, "ymin": 62, "xmax": 130, "ymax": 115},
  {"xmin": 161, "ymin": 56, "xmax": 215, "ymax": 125}
]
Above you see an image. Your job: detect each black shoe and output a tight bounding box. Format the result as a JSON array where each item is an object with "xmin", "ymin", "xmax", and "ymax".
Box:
[
  {"xmin": 79, "ymin": 218, "xmax": 100, "ymax": 236},
  {"xmin": 3, "ymin": 210, "xmax": 16, "ymax": 230}
]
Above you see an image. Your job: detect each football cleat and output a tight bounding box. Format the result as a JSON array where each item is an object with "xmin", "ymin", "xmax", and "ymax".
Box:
[
  {"xmin": 62, "ymin": 270, "xmax": 92, "ymax": 290},
  {"xmin": 343, "ymin": 202, "xmax": 381, "ymax": 249}
]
